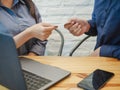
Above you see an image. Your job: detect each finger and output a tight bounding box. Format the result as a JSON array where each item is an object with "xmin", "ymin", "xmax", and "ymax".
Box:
[
  {"xmin": 64, "ymin": 18, "xmax": 78, "ymax": 28},
  {"xmin": 44, "ymin": 26, "xmax": 58, "ymax": 32},
  {"xmin": 75, "ymin": 25, "xmax": 83, "ymax": 36},
  {"xmin": 64, "ymin": 23, "xmax": 71, "ymax": 28},
  {"xmin": 64, "ymin": 21, "xmax": 75, "ymax": 29},
  {"xmin": 75, "ymin": 28, "xmax": 82, "ymax": 36},
  {"xmin": 40, "ymin": 22, "xmax": 53, "ymax": 27},
  {"xmin": 73, "ymin": 25, "xmax": 82, "ymax": 36},
  {"xmin": 69, "ymin": 23, "xmax": 79, "ymax": 32},
  {"xmin": 40, "ymin": 23, "xmax": 58, "ymax": 28},
  {"xmin": 74, "ymin": 23, "xmax": 89, "ymax": 36}
]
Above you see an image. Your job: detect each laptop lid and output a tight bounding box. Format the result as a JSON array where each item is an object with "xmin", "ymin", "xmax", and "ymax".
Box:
[
  {"xmin": 0, "ymin": 33, "xmax": 27, "ymax": 90},
  {"xmin": 0, "ymin": 32, "xmax": 71, "ymax": 90}
]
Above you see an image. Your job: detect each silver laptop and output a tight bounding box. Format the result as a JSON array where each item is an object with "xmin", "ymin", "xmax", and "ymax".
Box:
[{"xmin": 0, "ymin": 32, "xmax": 71, "ymax": 90}]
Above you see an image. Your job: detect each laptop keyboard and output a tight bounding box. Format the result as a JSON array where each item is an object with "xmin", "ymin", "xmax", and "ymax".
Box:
[{"xmin": 22, "ymin": 70, "xmax": 52, "ymax": 90}]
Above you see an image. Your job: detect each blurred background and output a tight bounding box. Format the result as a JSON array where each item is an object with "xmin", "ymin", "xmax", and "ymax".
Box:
[{"xmin": 33, "ymin": 0, "xmax": 96, "ymax": 56}]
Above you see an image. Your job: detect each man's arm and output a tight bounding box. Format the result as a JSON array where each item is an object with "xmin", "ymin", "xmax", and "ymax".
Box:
[
  {"xmin": 85, "ymin": 19, "xmax": 97, "ymax": 36},
  {"xmin": 90, "ymin": 45, "xmax": 120, "ymax": 60},
  {"xmin": 85, "ymin": 1, "xmax": 97, "ymax": 36},
  {"xmin": 100, "ymin": 45, "xmax": 120, "ymax": 60}
]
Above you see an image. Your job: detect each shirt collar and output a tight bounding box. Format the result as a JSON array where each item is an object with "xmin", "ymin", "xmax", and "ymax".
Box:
[
  {"xmin": 13, "ymin": 0, "xmax": 25, "ymax": 6},
  {"xmin": 20, "ymin": 0, "xmax": 25, "ymax": 4},
  {"xmin": 0, "ymin": 0, "xmax": 25, "ymax": 7}
]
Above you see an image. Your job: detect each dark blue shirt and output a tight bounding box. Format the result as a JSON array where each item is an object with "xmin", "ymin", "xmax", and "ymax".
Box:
[
  {"xmin": 86, "ymin": 0, "xmax": 120, "ymax": 59},
  {"xmin": 0, "ymin": 0, "xmax": 47, "ymax": 55}
]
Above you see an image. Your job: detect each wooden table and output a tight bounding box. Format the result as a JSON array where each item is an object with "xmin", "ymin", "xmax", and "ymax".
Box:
[{"xmin": 0, "ymin": 56, "xmax": 120, "ymax": 90}]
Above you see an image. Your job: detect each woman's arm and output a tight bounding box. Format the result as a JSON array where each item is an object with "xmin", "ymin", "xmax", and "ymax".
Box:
[
  {"xmin": 13, "ymin": 27, "xmax": 32, "ymax": 48},
  {"xmin": 14, "ymin": 23, "xmax": 57, "ymax": 48}
]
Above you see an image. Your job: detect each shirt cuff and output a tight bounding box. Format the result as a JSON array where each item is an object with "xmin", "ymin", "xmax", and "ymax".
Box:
[
  {"xmin": 30, "ymin": 45, "xmax": 46, "ymax": 56},
  {"xmin": 85, "ymin": 20, "xmax": 97, "ymax": 36}
]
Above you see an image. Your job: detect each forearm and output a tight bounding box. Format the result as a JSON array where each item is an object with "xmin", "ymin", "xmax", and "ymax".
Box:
[
  {"xmin": 14, "ymin": 28, "xmax": 32, "ymax": 48},
  {"xmin": 28, "ymin": 52, "xmax": 38, "ymax": 56},
  {"xmin": 100, "ymin": 45, "xmax": 120, "ymax": 59},
  {"xmin": 85, "ymin": 7, "xmax": 97, "ymax": 36}
]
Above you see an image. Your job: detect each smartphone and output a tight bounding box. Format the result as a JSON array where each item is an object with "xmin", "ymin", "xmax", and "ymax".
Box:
[{"xmin": 77, "ymin": 69, "xmax": 114, "ymax": 90}]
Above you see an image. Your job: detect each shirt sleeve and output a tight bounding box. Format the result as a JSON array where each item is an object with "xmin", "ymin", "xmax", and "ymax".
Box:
[
  {"xmin": 29, "ymin": 3, "xmax": 47, "ymax": 56},
  {"xmin": 100, "ymin": 45, "xmax": 120, "ymax": 60},
  {"xmin": 30, "ymin": 39, "xmax": 47, "ymax": 55},
  {"xmin": 85, "ymin": 1, "xmax": 97, "ymax": 36},
  {"xmin": 85, "ymin": 20, "xmax": 97, "ymax": 36}
]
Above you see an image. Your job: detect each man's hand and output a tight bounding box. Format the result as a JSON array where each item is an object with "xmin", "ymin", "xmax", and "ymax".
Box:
[
  {"xmin": 64, "ymin": 18, "xmax": 90, "ymax": 36},
  {"xmin": 90, "ymin": 47, "xmax": 101, "ymax": 56}
]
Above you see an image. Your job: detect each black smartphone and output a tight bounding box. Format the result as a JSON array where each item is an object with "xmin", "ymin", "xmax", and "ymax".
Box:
[{"xmin": 77, "ymin": 69, "xmax": 114, "ymax": 90}]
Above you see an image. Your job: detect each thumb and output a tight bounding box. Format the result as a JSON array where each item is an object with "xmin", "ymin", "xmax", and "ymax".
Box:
[{"xmin": 45, "ymin": 26, "xmax": 58, "ymax": 31}]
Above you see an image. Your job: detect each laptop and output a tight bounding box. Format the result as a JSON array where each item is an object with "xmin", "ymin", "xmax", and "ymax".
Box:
[{"xmin": 0, "ymin": 32, "xmax": 71, "ymax": 90}]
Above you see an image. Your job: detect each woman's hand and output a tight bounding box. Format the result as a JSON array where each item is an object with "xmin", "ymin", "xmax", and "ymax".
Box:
[
  {"xmin": 64, "ymin": 18, "xmax": 90, "ymax": 36},
  {"xmin": 14, "ymin": 22, "xmax": 57, "ymax": 48},
  {"xmin": 27, "ymin": 22, "xmax": 58, "ymax": 40},
  {"xmin": 28, "ymin": 52, "xmax": 37, "ymax": 56}
]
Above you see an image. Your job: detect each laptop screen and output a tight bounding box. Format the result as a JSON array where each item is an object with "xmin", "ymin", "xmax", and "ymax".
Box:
[{"xmin": 0, "ymin": 33, "xmax": 27, "ymax": 90}]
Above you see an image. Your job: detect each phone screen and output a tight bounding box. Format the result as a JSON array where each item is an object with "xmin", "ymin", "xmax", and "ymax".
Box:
[{"xmin": 77, "ymin": 69, "xmax": 114, "ymax": 90}]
